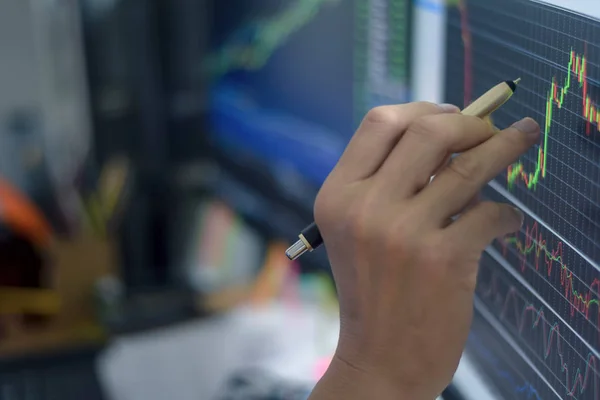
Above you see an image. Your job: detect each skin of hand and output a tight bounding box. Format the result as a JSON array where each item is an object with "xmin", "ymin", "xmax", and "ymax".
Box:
[{"xmin": 307, "ymin": 102, "xmax": 540, "ymax": 400}]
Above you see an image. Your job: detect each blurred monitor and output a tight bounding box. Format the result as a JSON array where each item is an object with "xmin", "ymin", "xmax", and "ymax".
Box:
[{"xmin": 205, "ymin": 0, "xmax": 413, "ymax": 188}]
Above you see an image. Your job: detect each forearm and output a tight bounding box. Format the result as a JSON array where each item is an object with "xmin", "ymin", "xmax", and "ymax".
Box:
[{"xmin": 308, "ymin": 355, "xmax": 418, "ymax": 400}]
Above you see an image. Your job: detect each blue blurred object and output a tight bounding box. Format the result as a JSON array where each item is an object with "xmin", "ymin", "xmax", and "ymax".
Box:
[
  {"xmin": 206, "ymin": 0, "xmax": 354, "ymax": 186},
  {"xmin": 209, "ymin": 82, "xmax": 345, "ymax": 186},
  {"xmin": 205, "ymin": 0, "xmax": 412, "ymax": 188}
]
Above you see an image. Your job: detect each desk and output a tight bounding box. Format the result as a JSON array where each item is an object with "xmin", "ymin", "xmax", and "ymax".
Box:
[
  {"xmin": 98, "ymin": 302, "xmax": 497, "ymax": 400},
  {"xmin": 98, "ymin": 303, "xmax": 338, "ymax": 400}
]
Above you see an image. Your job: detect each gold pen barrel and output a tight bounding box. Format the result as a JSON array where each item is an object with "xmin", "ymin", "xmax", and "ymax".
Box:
[{"xmin": 461, "ymin": 81, "xmax": 516, "ymax": 118}]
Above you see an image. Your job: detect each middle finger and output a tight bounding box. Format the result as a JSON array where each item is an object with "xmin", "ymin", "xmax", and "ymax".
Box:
[
  {"xmin": 374, "ymin": 113, "xmax": 495, "ymax": 197},
  {"xmin": 414, "ymin": 117, "xmax": 540, "ymax": 226}
]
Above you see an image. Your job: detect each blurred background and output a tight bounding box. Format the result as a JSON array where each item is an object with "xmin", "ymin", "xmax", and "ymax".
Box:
[
  {"xmin": 4, "ymin": 0, "xmax": 598, "ymax": 399},
  {"xmin": 0, "ymin": 0, "xmax": 447, "ymax": 399}
]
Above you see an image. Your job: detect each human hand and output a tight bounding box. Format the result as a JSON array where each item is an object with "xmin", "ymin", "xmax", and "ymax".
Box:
[{"xmin": 309, "ymin": 102, "xmax": 540, "ymax": 399}]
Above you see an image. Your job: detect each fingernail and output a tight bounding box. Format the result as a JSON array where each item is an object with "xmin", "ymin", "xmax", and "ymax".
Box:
[
  {"xmin": 438, "ymin": 103, "xmax": 461, "ymax": 113},
  {"xmin": 511, "ymin": 117, "xmax": 540, "ymax": 137},
  {"xmin": 512, "ymin": 207, "xmax": 524, "ymax": 226}
]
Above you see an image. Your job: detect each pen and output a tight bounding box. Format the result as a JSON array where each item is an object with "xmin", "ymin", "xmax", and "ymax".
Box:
[
  {"xmin": 461, "ymin": 78, "xmax": 520, "ymax": 118},
  {"xmin": 285, "ymin": 78, "xmax": 521, "ymax": 261}
]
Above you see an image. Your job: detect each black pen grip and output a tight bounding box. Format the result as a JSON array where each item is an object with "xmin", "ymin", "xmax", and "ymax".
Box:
[{"xmin": 301, "ymin": 222, "xmax": 323, "ymax": 249}]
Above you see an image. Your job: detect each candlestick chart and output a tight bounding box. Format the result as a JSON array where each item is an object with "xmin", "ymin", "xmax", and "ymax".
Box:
[
  {"xmin": 507, "ymin": 50, "xmax": 600, "ymax": 191},
  {"xmin": 446, "ymin": 0, "xmax": 600, "ymax": 265},
  {"xmin": 446, "ymin": 1, "xmax": 600, "ymax": 399}
]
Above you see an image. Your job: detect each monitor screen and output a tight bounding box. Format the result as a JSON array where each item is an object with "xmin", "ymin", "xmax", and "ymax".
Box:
[
  {"xmin": 445, "ymin": 1, "xmax": 600, "ymax": 399},
  {"xmin": 205, "ymin": 0, "xmax": 412, "ymax": 187}
]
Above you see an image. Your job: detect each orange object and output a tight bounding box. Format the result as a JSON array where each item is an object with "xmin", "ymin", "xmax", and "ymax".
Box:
[
  {"xmin": 0, "ymin": 177, "xmax": 52, "ymax": 247},
  {"xmin": 250, "ymin": 241, "xmax": 290, "ymax": 305}
]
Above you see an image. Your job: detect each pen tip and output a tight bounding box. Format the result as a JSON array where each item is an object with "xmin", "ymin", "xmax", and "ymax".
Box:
[{"xmin": 505, "ymin": 78, "xmax": 520, "ymax": 93}]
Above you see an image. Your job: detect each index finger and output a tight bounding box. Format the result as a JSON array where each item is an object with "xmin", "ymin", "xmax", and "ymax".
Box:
[
  {"xmin": 329, "ymin": 102, "xmax": 459, "ymax": 183},
  {"xmin": 414, "ymin": 117, "xmax": 540, "ymax": 225}
]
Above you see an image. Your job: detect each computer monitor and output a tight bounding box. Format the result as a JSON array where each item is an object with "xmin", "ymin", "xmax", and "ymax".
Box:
[
  {"xmin": 205, "ymin": 0, "xmax": 413, "ymax": 187},
  {"xmin": 445, "ymin": 1, "xmax": 600, "ymax": 398}
]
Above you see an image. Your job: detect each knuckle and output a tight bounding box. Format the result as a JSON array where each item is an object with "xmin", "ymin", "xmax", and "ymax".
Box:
[
  {"xmin": 362, "ymin": 102, "xmax": 441, "ymax": 128},
  {"xmin": 467, "ymin": 114, "xmax": 493, "ymax": 131},
  {"xmin": 408, "ymin": 114, "xmax": 443, "ymax": 141},
  {"xmin": 411, "ymin": 101, "xmax": 442, "ymax": 113},
  {"xmin": 503, "ymin": 126, "xmax": 531, "ymax": 149},
  {"xmin": 465, "ymin": 115, "xmax": 496, "ymax": 139},
  {"xmin": 447, "ymin": 152, "xmax": 481, "ymax": 184},
  {"xmin": 364, "ymin": 105, "xmax": 398, "ymax": 125},
  {"xmin": 407, "ymin": 113, "xmax": 494, "ymax": 148}
]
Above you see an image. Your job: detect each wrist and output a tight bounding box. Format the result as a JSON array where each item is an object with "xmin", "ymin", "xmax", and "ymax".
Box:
[{"xmin": 309, "ymin": 353, "xmax": 422, "ymax": 400}]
